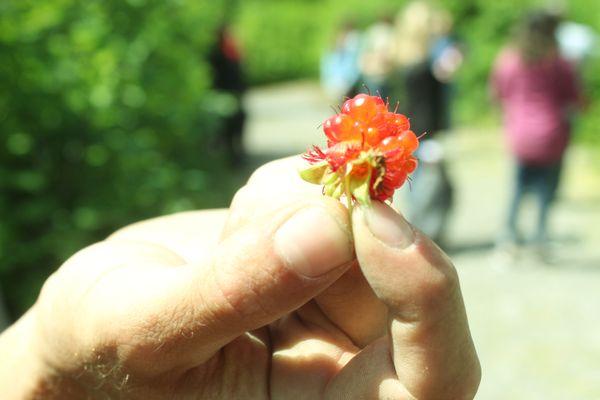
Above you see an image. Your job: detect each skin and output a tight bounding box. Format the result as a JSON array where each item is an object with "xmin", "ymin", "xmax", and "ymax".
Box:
[{"xmin": 0, "ymin": 156, "xmax": 480, "ymax": 399}]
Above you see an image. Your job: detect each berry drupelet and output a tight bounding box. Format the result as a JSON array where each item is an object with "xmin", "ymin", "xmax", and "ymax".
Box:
[{"xmin": 300, "ymin": 94, "xmax": 419, "ymax": 208}]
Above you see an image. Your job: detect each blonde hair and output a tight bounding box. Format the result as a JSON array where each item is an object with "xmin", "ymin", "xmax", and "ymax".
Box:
[{"xmin": 393, "ymin": 1, "xmax": 452, "ymax": 67}]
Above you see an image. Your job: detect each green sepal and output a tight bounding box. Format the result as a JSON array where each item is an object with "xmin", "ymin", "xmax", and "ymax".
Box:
[
  {"xmin": 323, "ymin": 170, "xmax": 339, "ymax": 185},
  {"xmin": 299, "ymin": 161, "xmax": 329, "ymax": 184},
  {"xmin": 349, "ymin": 173, "xmax": 372, "ymax": 206},
  {"xmin": 343, "ymin": 158, "xmax": 373, "ymax": 207},
  {"xmin": 331, "ymin": 182, "xmax": 345, "ymax": 199},
  {"xmin": 324, "ymin": 179, "xmax": 343, "ymax": 199},
  {"xmin": 351, "ymin": 179, "xmax": 371, "ymax": 206}
]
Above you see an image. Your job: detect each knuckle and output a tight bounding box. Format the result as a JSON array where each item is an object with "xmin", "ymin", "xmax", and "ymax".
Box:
[
  {"xmin": 215, "ymin": 271, "xmax": 269, "ymax": 323},
  {"xmin": 247, "ymin": 156, "xmax": 303, "ymax": 187},
  {"xmin": 230, "ymin": 184, "xmax": 252, "ymax": 209},
  {"xmin": 411, "ymin": 238, "xmax": 461, "ymax": 314},
  {"xmin": 412, "ymin": 266, "xmax": 460, "ymax": 318},
  {"xmin": 422, "ymin": 266, "xmax": 458, "ymax": 301},
  {"xmin": 208, "ymin": 260, "xmax": 276, "ymax": 330},
  {"xmin": 247, "ymin": 158, "xmax": 286, "ymax": 183},
  {"xmin": 247, "ymin": 160, "xmax": 277, "ymax": 185},
  {"xmin": 38, "ymin": 271, "xmax": 61, "ymax": 302}
]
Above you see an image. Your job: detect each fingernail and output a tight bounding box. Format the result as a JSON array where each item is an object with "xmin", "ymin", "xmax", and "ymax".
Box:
[
  {"xmin": 363, "ymin": 202, "xmax": 414, "ymax": 248},
  {"xmin": 275, "ymin": 207, "xmax": 353, "ymax": 278}
]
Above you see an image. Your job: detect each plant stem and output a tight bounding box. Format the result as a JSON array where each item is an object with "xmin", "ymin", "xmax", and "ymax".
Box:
[{"xmin": 344, "ymin": 174, "xmax": 353, "ymax": 222}]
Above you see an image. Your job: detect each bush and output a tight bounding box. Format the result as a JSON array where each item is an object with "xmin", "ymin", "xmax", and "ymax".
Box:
[
  {"xmin": 236, "ymin": 0, "xmax": 399, "ymax": 85},
  {"xmin": 0, "ymin": 0, "xmax": 233, "ymax": 315}
]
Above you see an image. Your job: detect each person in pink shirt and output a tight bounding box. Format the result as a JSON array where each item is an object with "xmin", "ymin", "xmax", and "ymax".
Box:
[{"xmin": 491, "ymin": 11, "xmax": 581, "ymax": 253}]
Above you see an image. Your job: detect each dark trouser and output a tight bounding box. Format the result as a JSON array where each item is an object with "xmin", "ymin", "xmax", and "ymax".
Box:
[
  {"xmin": 506, "ymin": 160, "xmax": 562, "ymax": 244},
  {"xmin": 405, "ymin": 159, "xmax": 453, "ymax": 245},
  {"xmin": 224, "ymin": 107, "xmax": 246, "ymax": 165}
]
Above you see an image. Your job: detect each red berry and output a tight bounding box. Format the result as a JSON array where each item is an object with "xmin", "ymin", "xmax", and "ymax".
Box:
[
  {"xmin": 323, "ymin": 114, "xmax": 360, "ymax": 143},
  {"xmin": 405, "ymin": 157, "xmax": 418, "ymax": 173},
  {"xmin": 303, "ymin": 93, "xmax": 421, "ymax": 203},
  {"xmin": 364, "ymin": 126, "xmax": 382, "ymax": 146},
  {"xmin": 378, "ymin": 136, "xmax": 405, "ymax": 160},
  {"xmin": 398, "ymin": 130, "xmax": 419, "ymax": 153},
  {"xmin": 341, "ymin": 94, "xmax": 386, "ymax": 121},
  {"xmin": 326, "ymin": 142, "xmax": 360, "ymax": 171},
  {"xmin": 384, "ymin": 112, "xmax": 410, "ymax": 134}
]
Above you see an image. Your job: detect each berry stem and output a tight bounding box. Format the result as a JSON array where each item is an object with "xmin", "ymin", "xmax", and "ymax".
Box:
[{"xmin": 344, "ymin": 172, "xmax": 354, "ymax": 221}]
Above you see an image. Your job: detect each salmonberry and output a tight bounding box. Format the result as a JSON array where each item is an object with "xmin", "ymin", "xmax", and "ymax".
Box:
[
  {"xmin": 341, "ymin": 93, "xmax": 386, "ymax": 121},
  {"xmin": 300, "ymin": 94, "xmax": 420, "ymax": 206},
  {"xmin": 323, "ymin": 114, "xmax": 359, "ymax": 144}
]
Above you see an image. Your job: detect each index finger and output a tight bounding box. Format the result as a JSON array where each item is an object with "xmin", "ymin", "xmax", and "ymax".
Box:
[
  {"xmin": 108, "ymin": 209, "xmax": 228, "ymax": 263},
  {"xmin": 352, "ymin": 202, "xmax": 481, "ymax": 399}
]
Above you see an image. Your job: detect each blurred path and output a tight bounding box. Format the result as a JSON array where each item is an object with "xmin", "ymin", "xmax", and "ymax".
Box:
[{"xmin": 243, "ymin": 81, "xmax": 600, "ymax": 399}]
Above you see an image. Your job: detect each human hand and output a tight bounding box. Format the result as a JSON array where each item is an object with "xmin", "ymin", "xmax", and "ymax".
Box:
[{"xmin": 0, "ymin": 156, "xmax": 480, "ymax": 399}]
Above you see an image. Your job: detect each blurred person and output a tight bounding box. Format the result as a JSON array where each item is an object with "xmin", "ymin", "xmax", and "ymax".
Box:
[
  {"xmin": 491, "ymin": 11, "xmax": 582, "ymax": 258},
  {"xmin": 429, "ymin": 8, "xmax": 464, "ymax": 131},
  {"xmin": 357, "ymin": 15, "xmax": 395, "ymax": 96},
  {"xmin": 209, "ymin": 24, "xmax": 248, "ymax": 166},
  {"xmin": 0, "ymin": 157, "xmax": 481, "ymax": 399},
  {"xmin": 320, "ymin": 21, "xmax": 361, "ymax": 99},
  {"xmin": 387, "ymin": 1, "xmax": 463, "ymax": 246}
]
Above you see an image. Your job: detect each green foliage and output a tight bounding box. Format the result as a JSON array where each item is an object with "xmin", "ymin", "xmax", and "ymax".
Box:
[
  {"xmin": 2, "ymin": 0, "xmax": 599, "ymax": 317},
  {"xmin": 447, "ymin": 0, "xmax": 600, "ymax": 141},
  {"xmin": 0, "ymin": 0, "xmax": 234, "ymax": 314},
  {"xmin": 237, "ymin": 1, "xmax": 325, "ymax": 84},
  {"xmin": 578, "ymin": 48, "xmax": 600, "ymax": 145},
  {"xmin": 237, "ymin": 0, "xmax": 404, "ymax": 85},
  {"xmin": 236, "ymin": 0, "xmax": 600, "ymax": 139}
]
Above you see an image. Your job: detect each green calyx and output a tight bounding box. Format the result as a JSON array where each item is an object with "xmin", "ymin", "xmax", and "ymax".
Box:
[{"xmin": 299, "ymin": 151, "xmax": 382, "ymax": 208}]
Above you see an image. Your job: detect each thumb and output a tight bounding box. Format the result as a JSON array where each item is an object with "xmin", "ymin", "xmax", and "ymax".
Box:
[{"xmin": 170, "ymin": 200, "xmax": 354, "ymax": 364}]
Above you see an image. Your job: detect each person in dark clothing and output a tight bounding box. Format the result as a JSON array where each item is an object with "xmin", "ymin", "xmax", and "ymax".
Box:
[
  {"xmin": 402, "ymin": 61, "xmax": 447, "ymax": 136},
  {"xmin": 385, "ymin": 1, "xmax": 463, "ymax": 246},
  {"xmin": 395, "ymin": 61, "xmax": 454, "ymax": 246},
  {"xmin": 209, "ymin": 25, "xmax": 247, "ymax": 165}
]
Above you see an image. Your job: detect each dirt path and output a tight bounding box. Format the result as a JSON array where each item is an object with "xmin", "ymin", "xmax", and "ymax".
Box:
[{"xmin": 243, "ymin": 81, "xmax": 600, "ymax": 399}]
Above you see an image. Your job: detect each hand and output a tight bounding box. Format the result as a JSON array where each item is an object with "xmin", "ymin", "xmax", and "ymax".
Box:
[{"xmin": 0, "ymin": 156, "xmax": 480, "ymax": 399}]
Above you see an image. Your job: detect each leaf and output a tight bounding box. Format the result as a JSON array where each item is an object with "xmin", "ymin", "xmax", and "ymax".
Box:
[{"xmin": 299, "ymin": 161, "xmax": 329, "ymax": 184}]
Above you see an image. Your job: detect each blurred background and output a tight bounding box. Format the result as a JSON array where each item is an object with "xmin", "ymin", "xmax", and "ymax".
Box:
[{"xmin": 1, "ymin": 0, "xmax": 599, "ymax": 398}]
